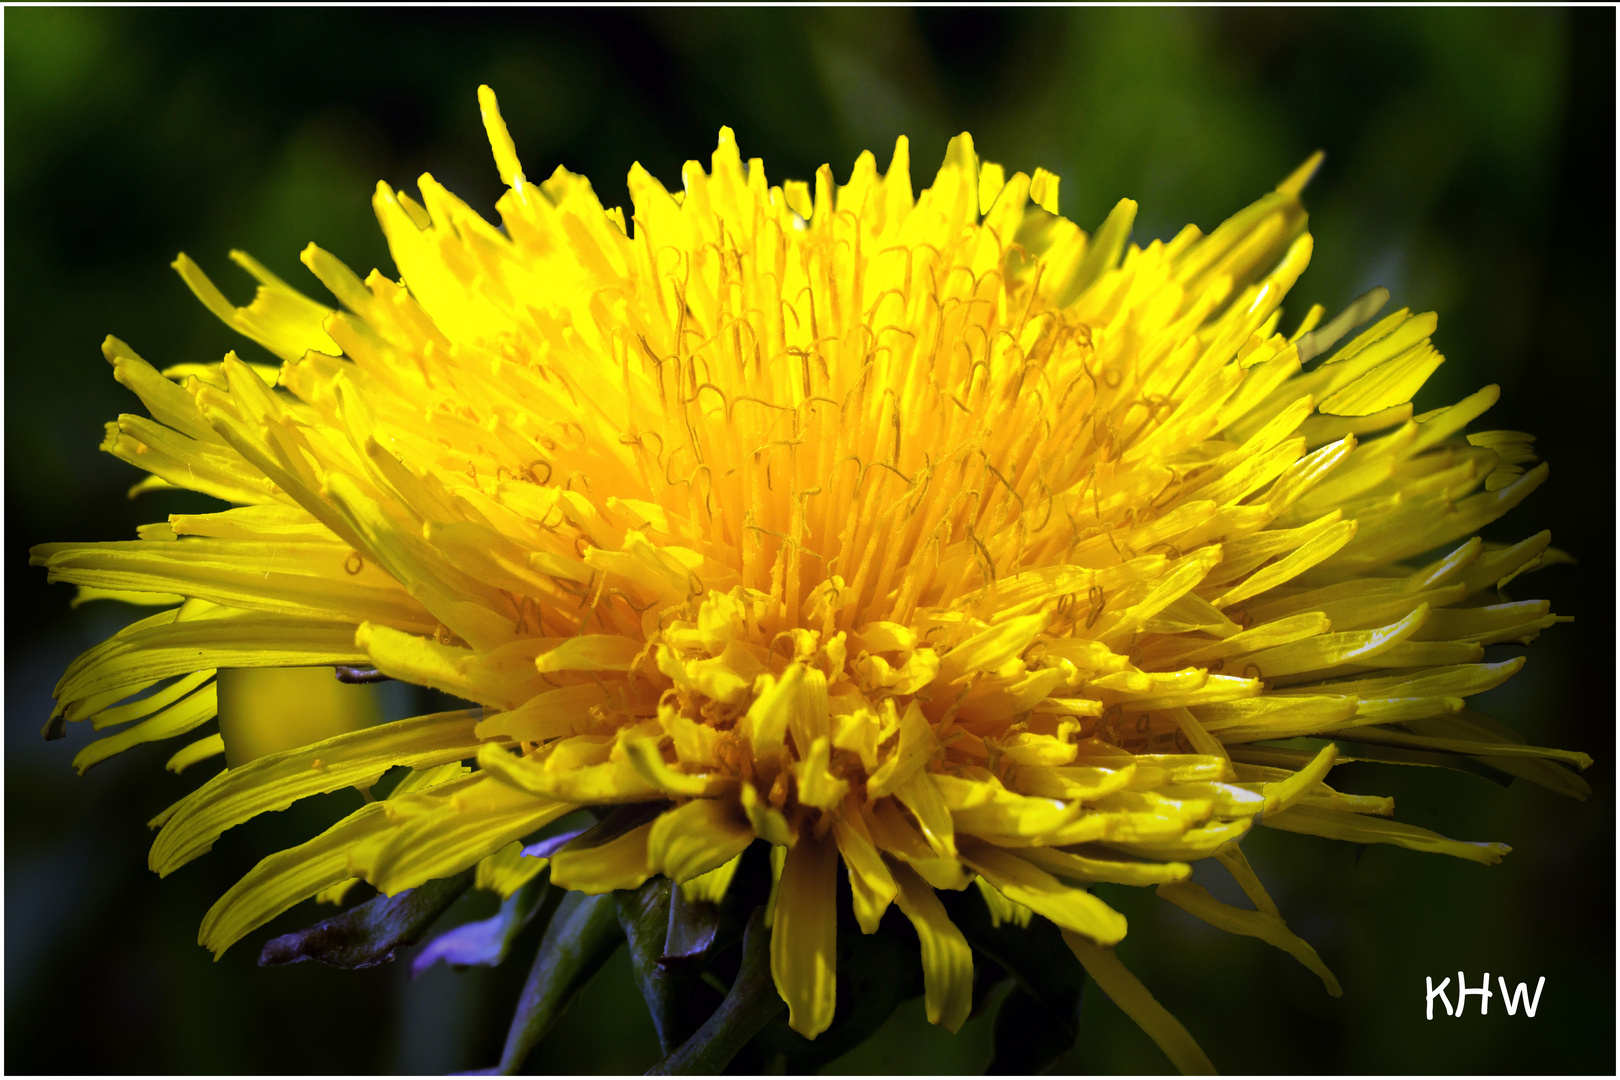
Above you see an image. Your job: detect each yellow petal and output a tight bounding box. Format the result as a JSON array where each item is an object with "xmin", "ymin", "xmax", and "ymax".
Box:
[
  {"xmin": 475, "ymin": 683, "xmax": 610, "ymax": 742},
  {"xmin": 831, "ymin": 807, "xmax": 897, "ymax": 934},
  {"xmin": 149, "ymin": 709, "xmax": 483, "ymax": 876},
  {"xmin": 199, "ymin": 765, "xmax": 477, "ymax": 957},
  {"xmin": 166, "ymin": 732, "xmax": 225, "ymax": 774},
  {"xmin": 1212, "ymin": 845, "xmax": 1279, "ymax": 917},
  {"xmin": 866, "ymin": 797, "xmax": 971, "ymax": 891},
  {"xmin": 1263, "ymin": 803, "xmax": 1509, "ymax": 864},
  {"xmin": 958, "ymin": 838, "xmax": 1126, "ymax": 945},
  {"xmin": 1017, "ymin": 846, "xmax": 1191, "ymax": 887},
  {"xmin": 649, "ymin": 799, "xmax": 754, "ymax": 882},
  {"xmin": 34, "ymin": 538, "xmax": 434, "ymax": 632},
  {"xmin": 1156, "ymin": 880, "xmax": 1341, "ymax": 996},
  {"xmin": 1258, "ymin": 743, "xmax": 1337, "ymax": 816},
  {"xmin": 548, "ymin": 821, "xmax": 656, "ymax": 894},
  {"xmin": 933, "ymin": 613, "xmax": 1047, "ymax": 685},
  {"xmin": 771, "ymin": 833, "xmax": 839, "ymax": 1039},
  {"xmin": 54, "ymin": 607, "xmax": 366, "ymax": 713},
  {"xmin": 72, "ymin": 680, "xmax": 218, "ymax": 775},
  {"xmin": 1028, "ymin": 166, "xmax": 1060, "ymax": 215},
  {"xmin": 87, "ymin": 669, "xmax": 214, "ymax": 731},
  {"xmin": 624, "ymin": 737, "xmax": 735, "ymax": 798},
  {"xmin": 476, "ymin": 839, "xmax": 549, "ymax": 898},
  {"xmin": 865, "ymin": 700, "xmax": 934, "ymax": 798},
  {"xmin": 478, "ymin": 84, "xmax": 528, "ymax": 192},
  {"xmin": 893, "ymin": 771, "xmax": 957, "ymax": 859},
  {"xmin": 741, "ymin": 780, "xmax": 795, "ymax": 847},
  {"xmin": 358, "ymin": 622, "xmax": 545, "ymax": 709},
  {"xmin": 1105, "ymin": 816, "xmax": 1254, "ymax": 861},
  {"xmin": 1319, "ymin": 341, "xmax": 1445, "ymax": 416},
  {"xmin": 793, "ymin": 737, "xmax": 850, "ymax": 810},
  {"xmin": 973, "ymin": 876, "xmax": 1032, "ymax": 928},
  {"xmin": 477, "ymin": 742, "xmax": 664, "ymax": 804},
  {"xmin": 1004, "ymin": 762, "xmax": 1138, "ymax": 802},
  {"xmin": 357, "ymin": 776, "xmax": 572, "ymax": 896},
  {"xmin": 741, "ymin": 662, "xmax": 802, "ymax": 769},
  {"xmin": 200, "ymin": 799, "xmax": 395, "ymax": 958},
  {"xmin": 936, "ymin": 773, "xmax": 1085, "ymax": 839},
  {"xmin": 680, "ymin": 852, "xmax": 743, "ymax": 905},
  {"xmin": 535, "ymin": 634, "xmax": 642, "ymax": 674},
  {"xmin": 1063, "ymin": 932, "xmax": 1216, "ymax": 1075},
  {"xmin": 890, "ymin": 862, "xmax": 973, "ymax": 1032}
]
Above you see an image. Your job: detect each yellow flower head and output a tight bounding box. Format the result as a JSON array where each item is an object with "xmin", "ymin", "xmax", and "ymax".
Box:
[{"xmin": 33, "ymin": 86, "xmax": 1589, "ymax": 1068}]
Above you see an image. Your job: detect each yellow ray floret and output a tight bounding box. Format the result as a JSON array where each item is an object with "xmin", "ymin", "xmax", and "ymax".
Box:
[{"xmin": 32, "ymin": 86, "xmax": 1585, "ymax": 1072}]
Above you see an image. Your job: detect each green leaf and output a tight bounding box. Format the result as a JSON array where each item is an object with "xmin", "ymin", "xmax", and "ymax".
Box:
[
  {"xmin": 647, "ymin": 907, "xmax": 784, "ymax": 1075},
  {"xmin": 258, "ymin": 870, "xmax": 472, "ymax": 969},
  {"xmin": 617, "ymin": 876, "xmax": 725, "ymax": 1054},
  {"xmin": 990, "ymin": 984, "xmax": 1080, "ymax": 1075},
  {"xmin": 940, "ymin": 888, "xmax": 1085, "ymax": 1074},
  {"xmin": 970, "ymin": 955, "xmax": 1012, "ymax": 1020},
  {"xmin": 496, "ymin": 890, "xmax": 624, "ymax": 1074}
]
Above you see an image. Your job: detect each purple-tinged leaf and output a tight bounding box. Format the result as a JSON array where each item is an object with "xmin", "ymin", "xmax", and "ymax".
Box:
[
  {"xmin": 259, "ymin": 870, "xmax": 472, "ymax": 969},
  {"xmin": 520, "ymin": 827, "xmax": 587, "ymax": 860},
  {"xmin": 411, "ymin": 874, "xmax": 559, "ymax": 977}
]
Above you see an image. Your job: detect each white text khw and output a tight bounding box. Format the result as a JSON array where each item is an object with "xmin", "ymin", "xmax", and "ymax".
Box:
[{"xmin": 1426, "ymin": 973, "xmax": 1545, "ymax": 1019}]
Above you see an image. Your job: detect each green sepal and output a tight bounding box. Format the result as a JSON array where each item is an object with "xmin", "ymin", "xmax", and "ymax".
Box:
[
  {"xmin": 258, "ymin": 869, "xmax": 471, "ymax": 969},
  {"xmin": 616, "ymin": 876, "xmax": 725, "ymax": 1054},
  {"xmin": 648, "ymin": 907, "xmax": 783, "ymax": 1075},
  {"xmin": 567, "ymin": 801, "xmax": 664, "ymax": 848},
  {"xmin": 496, "ymin": 890, "xmax": 624, "ymax": 1074},
  {"xmin": 664, "ymin": 882, "xmax": 724, "ymax": 961}
]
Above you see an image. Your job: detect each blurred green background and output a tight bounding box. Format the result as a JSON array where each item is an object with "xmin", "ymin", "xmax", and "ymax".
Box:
[{"xmin": 6, "ymin": 7, "xmax": 1613, "ymax": 1074}]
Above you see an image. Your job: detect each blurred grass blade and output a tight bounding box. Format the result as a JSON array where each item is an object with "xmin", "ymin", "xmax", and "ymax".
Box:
[{"xmin": 258, "ymin": 869, "xmax": 471, "ymax": 969}]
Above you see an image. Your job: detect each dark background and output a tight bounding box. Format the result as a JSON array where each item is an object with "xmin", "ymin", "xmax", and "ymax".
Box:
[{"xmin": 6, "ymin": 7, "xmax": 1613, "ymax": 1074}]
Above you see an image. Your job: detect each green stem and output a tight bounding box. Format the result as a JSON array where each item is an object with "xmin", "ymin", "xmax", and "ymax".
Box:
[
  {"xmin": 646, "ymin": 907, "xmax": 782, "ymax": 1076},
  {"xmin": 498, "ymin": 891, "xmax": 624, "ymax": 1074}
]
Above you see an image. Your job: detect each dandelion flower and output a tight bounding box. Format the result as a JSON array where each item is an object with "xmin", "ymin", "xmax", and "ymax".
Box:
[{"xmin": 33, "ymin": 86, "xmax": 1591, "ymax": 1071}]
